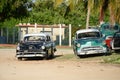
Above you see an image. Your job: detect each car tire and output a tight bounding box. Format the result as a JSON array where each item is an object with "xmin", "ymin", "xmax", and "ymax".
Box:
[
  {"xmin": 43, "ymin": 51, "xmax": 48, "ymax": 60},
  {"xmin": 105, "ymin": 47, "xmax": 112, "ymax": 56},
  {"xmin": 77, "ymin": 55, "xmax": 86, "ymax": 58},
  {"xmin": 49, "ymin": 47, "xmax": 55, "ymax": 59},
  {"xmin": 49, "ymin": 53, "xmax": 54, "ymax": 59},
  {"xmin": 17, "ymin": 57, "xmax": 22, "ymax": 61}
]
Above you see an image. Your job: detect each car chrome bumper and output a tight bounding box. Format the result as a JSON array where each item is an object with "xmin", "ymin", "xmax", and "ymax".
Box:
[
  {"xmin": 16, "ymin": 52, "xmax": 46, "ymax": 58},
  {"xmin": 77, "ymin": 50, "xmax": 107, "ymax": 55}
]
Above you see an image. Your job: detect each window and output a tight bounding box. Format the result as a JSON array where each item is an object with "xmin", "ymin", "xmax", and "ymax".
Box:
[{"xmin": 46, "ymin": 36, "xmax": 51, "ymax": 41}]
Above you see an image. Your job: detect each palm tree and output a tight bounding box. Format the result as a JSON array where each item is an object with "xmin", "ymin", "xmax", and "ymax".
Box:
[
  {"xmin": 98, "ymin": 0, "xmax": 120, "ymax": 25},
  {"xmin": 86, "ymin": 0, "xmax": 95, "ymax": 29},
  {"xmin": 53, "ymin": 0, "xmax": 63, "ymax": 8},
  {"xmin": 98, "ymin": 0, "xmax": 108, "ymax": 24},
  {"xmin": 111, "ymin": 0, "xmax": 120, "ymax": 24},
  {"xmin": 108, "ymin": 0, "xmax": 116, "ymax": 25},
  {"xmin": 115, "ymin": 0, "xmax": 120, "ymax": 24},
  {"xmin": 53, "ymin": 0, "xmax": 81, "ymax": 14}
]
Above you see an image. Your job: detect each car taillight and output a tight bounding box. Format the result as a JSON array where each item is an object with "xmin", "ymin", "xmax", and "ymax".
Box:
[{"xmin": 105, "ymin": 36, "xmax": 113, "ymax": 48}]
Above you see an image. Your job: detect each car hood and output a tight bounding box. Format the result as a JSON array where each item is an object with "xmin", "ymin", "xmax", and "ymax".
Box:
[{"xmin": 76, "ymin": 38, "xmax": 103, "ymax": 46}]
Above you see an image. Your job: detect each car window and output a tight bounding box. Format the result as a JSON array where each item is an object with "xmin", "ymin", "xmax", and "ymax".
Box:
[
  {"xmin": 104, "ymin": 25, "xmax": 109, "ymax": 30},
  {"xmin": 78, "ymin": 32, "xmax": 100, "ymax": 39},
  {"xmin": 103, "ymin": 25, "xmax": 119, "ymax": 31},
  {"xmin": 46, "ymin": 36, "xmax": 51, "ymax": 41},
  {"xmin": 115, "ymin": 33, "xmax": 120, "ymax": 38},
  {"xmin": 114, "ymin": 25, "xmax": 119, "ymax": 30},
  {"xmin": 24, "ymin": 36, "xmax": 46, "ymax": 41}
]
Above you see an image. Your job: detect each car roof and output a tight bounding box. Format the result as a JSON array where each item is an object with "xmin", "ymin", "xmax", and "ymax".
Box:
[
  {"xmin": 76, "ymin": 29, "xmax": 99, "ymax": 34},
  {"xmin": 24, "ymin": 33, "xmax": 48, "ymax": 37}
]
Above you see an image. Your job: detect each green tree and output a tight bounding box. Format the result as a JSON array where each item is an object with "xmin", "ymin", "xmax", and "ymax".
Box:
[
  {"xmin": 0, "ymin": 0, "xmax": 29, "ymax": 23},
  {"xmin": 94, "ymin": 0, "xmax": 120, "ymax": 25}
]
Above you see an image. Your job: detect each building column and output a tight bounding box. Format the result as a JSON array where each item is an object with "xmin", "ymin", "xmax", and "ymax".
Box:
[
  {"xmin": 26, "ymin": 27, "xmax": 28, "ymax": 34},
  {"xmin": 59, "ymin": 24, "xmax": 62, "ymax": 46},
  {"xmin": 69, "ymin": 24, "xmax": 72, "ymax": 47},
  {"xmin": 13, "ymin": 27, "xmax": 15, "ymax": 43},
  {"xmin": 34, "ymin": 23, "xmax": 37, "ymax": 33},
  {"xmin": 7, "ymin": 27, "xmax": 9, "ymax": 43},
  {"xmin": 1, "ymin": 28, "xmax": 3, "ymax": 36},
  {"xmin": 18, "ymin": 27, "xmax": 21, "ymax": 41}
]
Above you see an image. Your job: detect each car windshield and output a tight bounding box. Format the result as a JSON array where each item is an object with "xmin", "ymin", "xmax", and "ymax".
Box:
[
  {"xmin": 24, "ymin": 36, "xmax": 46, "ymax": 42},
  {"xmin": 78, "ymin": 32, "xmax": 100, "ymax": 39}
]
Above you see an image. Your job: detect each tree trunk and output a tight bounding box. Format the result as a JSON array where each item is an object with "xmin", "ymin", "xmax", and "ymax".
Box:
[
  {"xmin": 99, "ymin": 6, "xmax": 104, "ymax": 25},
  {"xmin": 109, "ymin": 6, "xmax": 115, "ymax": 26},
  {"xmin": 86, "ymin": 6, "xmax": 90, "ymax": 29}
]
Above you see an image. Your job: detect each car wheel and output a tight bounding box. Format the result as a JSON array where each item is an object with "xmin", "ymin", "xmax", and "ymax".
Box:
[
  {"xmin": 78, "ymin": 55, "xmax": 87, "ymax": 58},
  {"xmin": 49, "ymin": 53, "xmax": 54, "ymax": 59},
  {"xmin": 17, "ymin": 57, "xmax": 22, "ymax": 61},
  {"xmin": 49, "ymin": 47, "xmax": 55, "ymax": 59},
  {"xmin": 105, "ymin": 47, "xmax": 112, "ymax": 56},
  {"xmin": 43, "ymin": 51, "xmax": 48, "ymax": 60},
  {"xmin": 73, "ymin": 49, "xmax": 78, "ymax": 56}
]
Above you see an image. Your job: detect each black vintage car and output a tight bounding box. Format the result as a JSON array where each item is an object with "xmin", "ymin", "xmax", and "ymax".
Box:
[
  {"xmin": 16, "ymin": 33, "xmax": 56, "ymax": 60},
  {"xmin": 111, "ymin": 32, "xmax": 120, "ymax": 52}
]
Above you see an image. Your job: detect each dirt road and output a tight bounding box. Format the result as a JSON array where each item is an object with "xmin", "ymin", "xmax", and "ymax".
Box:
[{"xmin": 0, "ymin": 49, "xmax": 120, "ymax": 80}]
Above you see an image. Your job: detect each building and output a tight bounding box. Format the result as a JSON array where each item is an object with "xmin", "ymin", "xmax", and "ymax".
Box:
[{"xmin": 16, "ymin": 23, "xmax": 72, "ymax": 46}]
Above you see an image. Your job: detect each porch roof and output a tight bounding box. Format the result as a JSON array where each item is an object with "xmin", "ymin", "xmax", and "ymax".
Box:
[{"xmin": 16, "ymin": 24, "xmax": 68, "ymax": 28}]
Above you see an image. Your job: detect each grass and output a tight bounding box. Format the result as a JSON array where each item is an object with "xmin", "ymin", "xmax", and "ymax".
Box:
[
  {"xmin": 103, "ymin": 53, "xmax": 120, "ymax": 64},
  {"xmin": 54, "ymin": 54, "xmax": 77, "ymax": 61},
  {"xmin": 54, "ymin": 53, "xmax": 120, "ymax": 64}
]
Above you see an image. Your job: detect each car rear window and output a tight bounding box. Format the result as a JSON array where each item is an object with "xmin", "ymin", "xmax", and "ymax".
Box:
[{"xmin": 115, "ymin": 33, "xmax": 120, "ymax": 38}]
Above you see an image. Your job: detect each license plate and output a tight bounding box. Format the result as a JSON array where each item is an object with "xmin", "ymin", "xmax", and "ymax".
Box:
[{"xmin": 24, "ymin": 50, "xmax": 28, "ymax": 52}]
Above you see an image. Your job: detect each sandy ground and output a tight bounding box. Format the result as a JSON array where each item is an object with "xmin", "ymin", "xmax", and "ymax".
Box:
[{"xmin": 0, "ymin": 49, "xmax": 120, "ymax": 80}]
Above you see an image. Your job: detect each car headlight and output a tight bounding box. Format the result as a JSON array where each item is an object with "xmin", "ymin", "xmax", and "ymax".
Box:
[
  {"xmin": 41, "ymin": 46, "xmax": 45, "ymax": 49},
  {"xmin": 102, "ymin": 41, "xmax": 106, "ymax": 45},
  {"xmin": 77, "ymin": 43, "xmax": 80, "ymax": 47},
  {"xmin": 17, "ymin": 46, "xmax": 20, "ymax": 50}
]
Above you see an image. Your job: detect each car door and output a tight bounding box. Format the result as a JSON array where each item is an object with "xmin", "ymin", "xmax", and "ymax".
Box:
[
  {"xmin": 113, "ymin": 33, "xmax": 120, "ymax": 48},
  {"xmin": 46, "ymin": 36, "xmax": 53, "ymax": 55}
]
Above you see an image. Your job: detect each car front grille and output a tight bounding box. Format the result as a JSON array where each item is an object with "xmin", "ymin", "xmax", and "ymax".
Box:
[
  {"xmin": 81, "ymin": 46, "xmax": 103, "ymax": 51},
  {"xmin": 21, "ymin": 45, "xmax": 42, "ymax": 52}
]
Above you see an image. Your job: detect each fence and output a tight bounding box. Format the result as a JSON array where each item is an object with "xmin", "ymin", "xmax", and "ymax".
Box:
[{"xmin": 0, "ymin": 27, "xmax": 18, "ymax": 44}]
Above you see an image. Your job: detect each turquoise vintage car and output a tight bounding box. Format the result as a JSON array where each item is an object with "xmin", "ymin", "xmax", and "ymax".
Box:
[
  {"xmin": 73, "ymin": 29, "xmax": 110, "ymax": 57},
  {"xmin": 99, "ymin": 23, "xmax": 120, "ymax": 48}
]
